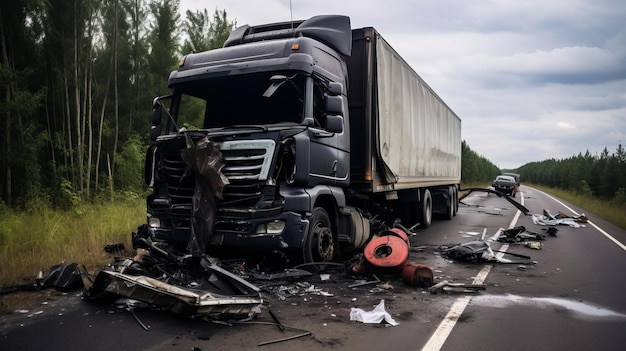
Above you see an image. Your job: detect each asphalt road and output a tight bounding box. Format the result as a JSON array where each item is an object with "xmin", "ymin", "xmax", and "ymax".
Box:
[{"xmin": 1, "ymin": 185, "xmax": 625, "ymax": 350}]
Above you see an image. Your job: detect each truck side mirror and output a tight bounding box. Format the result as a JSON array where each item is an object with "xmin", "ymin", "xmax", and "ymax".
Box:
[
  {"xmin": 328, "ymin": 82, "xmax": 344, "ymax": 96},
  {"xmin": 150, "ymin": 98, "xmax": 162, "ymax": 142},
  {"xmin": 324, "ymin": 95, "xmax": 343, "ymax": 115},
  {"xmin": 326, "ymin": 115, "xmax": 344, "ymax": 133}
]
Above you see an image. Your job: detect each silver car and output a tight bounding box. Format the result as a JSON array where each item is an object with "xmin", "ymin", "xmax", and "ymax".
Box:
[{"xmin": 492, "ymin": 175, "xmax": 518, "ymax": 197}]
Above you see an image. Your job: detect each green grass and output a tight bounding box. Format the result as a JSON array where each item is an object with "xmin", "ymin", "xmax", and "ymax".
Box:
[
  {"xmin": 0, "ymin": 198, "xmax": 145, "ymax": 287},
  {"xmin": 525, "ymin": 184, "xmax": 626, "ymax": 230}
]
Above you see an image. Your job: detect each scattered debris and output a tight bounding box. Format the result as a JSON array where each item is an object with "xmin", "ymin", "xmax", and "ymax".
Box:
[
  {"xmin": 348, "ymin": 227, "xmax": 436, "ymax": 290},
  {"xmin": 104, "ymin": 242, "xmax": 126, "ymax": 254},
  {"xmin": 43, "ymin": 262, "xmax": 84, "ymax": 291},
  {"xmin": 401, "ymin": 263, "xmax": 434, "ymax": 287},
  {"xmin": 363, "ymin": 235, "xmax": 409, "ymax": 273},
  {"xmin": 544, "ymin": 227, "xmax": 559, "ymax": 236},
  {"xmin": 348, "ymin": 275, "xmax": 381, "ymax": 288},
  {"xmin": 554, "ymin": 211, "xmax": 588, "ymax": 223},
  {"xmin": 349, "ymin": 300, "xmax": 399, "ymax": 326},
  {"xmin": 494, "ymin": 226, "xmax": 546, "ymax": 244},
  {"xmin": 441, "ymin": 240, "xmax": 536, "ymax": 265},
  {"xmin": 524, "ymin": 241, "xmax": 543, "ymax": 250},
  {"xmin": 459, "ymin": 187, "xmax": 530, "ymax": 215},
  {"xmin": 532, "ymin": 209, "xmax": 587, "ymax": 227},
  {"xmin": 258, "ymin": 328, "xmax": 312, "ymax": 346},
  {"xmin": 428, "ymin": 280, "xmax": 486, "ymax": 294},
  {"xmin": 85, "ymin": 237, "xmax": 263, "ymax": 320}
]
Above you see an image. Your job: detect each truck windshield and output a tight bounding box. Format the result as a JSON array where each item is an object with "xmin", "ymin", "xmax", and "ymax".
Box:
[{"xmin": 174, "ymin": 72, "xmax": 306, "ymax": 129}]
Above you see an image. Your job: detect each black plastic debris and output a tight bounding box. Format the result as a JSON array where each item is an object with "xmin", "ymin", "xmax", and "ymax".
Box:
[
  {"xmin": 44, "ymin": 262, "xmax": 84, "ymax": 291},
  {"xmin": 442, "ymin": 241, "xmax": 494, "ymax": 262},
  {"xmin": 104, "ymin": 242, "xmax": 125, "ymax": 253},
  {"xmin": 441, "ymin": 240, "xmax": 535, "ymax": 264},
  {"xmin": 496, "ymin": 226, "xmax": 546, "ymax": 244},
  {"xmin": 544, "ymin": 227, "xmax": 559, "ymax": 236}
]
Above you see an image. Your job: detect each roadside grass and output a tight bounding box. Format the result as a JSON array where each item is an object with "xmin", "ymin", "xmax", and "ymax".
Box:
[
  {"xmin": 0, "ymin": 197, "xmax": 144, "ymax": 288},
  {"xmin": 525, "ymin": 184, "xmax": 626, "ymax": 230}
]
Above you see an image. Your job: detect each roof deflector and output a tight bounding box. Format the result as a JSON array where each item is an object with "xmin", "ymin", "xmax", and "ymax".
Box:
[{"xmin": 223, "ymin": 15, "xmax": 352, "ymax": 56}]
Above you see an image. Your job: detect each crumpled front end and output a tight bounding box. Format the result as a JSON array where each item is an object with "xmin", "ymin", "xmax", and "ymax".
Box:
[{"xmin": 146, "ymin": 132, "xmax": 308, "ymax": 255}]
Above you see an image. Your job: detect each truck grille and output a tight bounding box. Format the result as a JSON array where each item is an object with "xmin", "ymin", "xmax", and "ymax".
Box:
[
  {"xmin": 218, "ymin": 140, "xmax": 276, "ymax": 206},
  {"xmin": 158, "ymin": 138, "xmax": 277, "ymax": 229}
]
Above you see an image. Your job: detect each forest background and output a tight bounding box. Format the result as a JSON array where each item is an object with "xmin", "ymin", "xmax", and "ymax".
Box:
[
  {"xmin": 2, "ymin": 0, "xmax": 625, "ymax": 211},
  {"xmin": 0, "ymin": 0, "xmax": 625, "ymax": 286}
]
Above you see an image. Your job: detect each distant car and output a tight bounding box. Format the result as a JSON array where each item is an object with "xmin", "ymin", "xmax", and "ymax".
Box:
[
  {"xmin": 492, "ymin": 175, "xmax": 518, "ymax": 196},
  {"xmin": 502, "ymin": 172, "xmax": 521, "ymax": 186}
]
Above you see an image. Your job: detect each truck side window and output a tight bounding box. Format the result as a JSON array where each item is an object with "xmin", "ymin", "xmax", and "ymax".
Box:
[{"xmin": 312, "ymin": 80, "xmax": 327, "ymax": 129}]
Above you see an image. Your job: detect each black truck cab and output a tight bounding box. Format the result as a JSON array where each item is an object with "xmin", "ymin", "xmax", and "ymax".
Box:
[{"xmin": 145, "ymin": 16, "xmax": 363, "ymax": 262}]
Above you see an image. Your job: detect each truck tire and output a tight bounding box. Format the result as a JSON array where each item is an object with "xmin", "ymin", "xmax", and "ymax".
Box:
[
  {"xmin": 444, "ymin": 186, "xmax": 454, "ymax": 220},
  {"xmin": 418, "ymin": 189, "xmax": 433, "ymax": 228},
  {"xmin": 304, "ymin": 207, "xmax": 335, "ymax": 263},
  {"xmin": 453, "ymin": 186, "xmax": 459, "ymax": 215}
]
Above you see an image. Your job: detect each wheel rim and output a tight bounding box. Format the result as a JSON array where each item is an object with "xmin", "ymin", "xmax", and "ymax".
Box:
[{"xmin": 312, "ymin": 221, "xmax": 334, "ymax": 261}]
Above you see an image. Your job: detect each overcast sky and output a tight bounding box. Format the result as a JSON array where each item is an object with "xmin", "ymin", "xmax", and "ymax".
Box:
[{"xmin": 179, "ymin": 0, "xmax": 626, "ymax": 169}]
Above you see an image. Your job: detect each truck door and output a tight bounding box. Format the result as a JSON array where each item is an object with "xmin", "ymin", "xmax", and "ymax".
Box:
[{"xmin": 307, "ymin": 80, "xmax": 348, "ymax": 186}]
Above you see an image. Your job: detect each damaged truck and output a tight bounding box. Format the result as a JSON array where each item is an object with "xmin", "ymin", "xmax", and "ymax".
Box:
[{"xmin": 143, "ymin": 15, "xmax": 461, "ymax": 264}]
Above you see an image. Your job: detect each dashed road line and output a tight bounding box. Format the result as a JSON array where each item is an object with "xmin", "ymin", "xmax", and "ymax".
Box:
[{"xmin": 421, "ymin": 191, "xmax": 523, "ymax": 351}]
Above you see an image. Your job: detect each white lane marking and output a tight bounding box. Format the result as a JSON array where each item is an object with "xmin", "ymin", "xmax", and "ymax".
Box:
[
  {"xmin": 421, "ymin": 192, "xmax": 523, "ymax": 351},
  {"xmin": 532, "ymin": 187, "xmax": 626, "ymax": 252}
]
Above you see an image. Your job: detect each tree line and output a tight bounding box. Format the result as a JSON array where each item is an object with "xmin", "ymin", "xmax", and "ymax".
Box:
[
  {"xmin": 0, "ymin": 0, "xmax": 235, "ymax": 209},
  {"xmin": 516, "ymin": 145, "xmax": 626, "ymax": 204},
  {"xmin": 4, "ymin": 1, "xmax": 586, "ymax": 212},
  {"xmin": 461, "ymin": 140, "xmax": 501, "ymax": 184}
]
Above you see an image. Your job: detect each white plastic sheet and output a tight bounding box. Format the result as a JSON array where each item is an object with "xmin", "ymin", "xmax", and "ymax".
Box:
[{"xmin": 349, "ymin": 299, "xmax": 399, "ymax": 326}]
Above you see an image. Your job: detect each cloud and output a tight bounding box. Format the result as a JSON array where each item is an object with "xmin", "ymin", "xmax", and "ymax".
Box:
[{"xmin": 179, "ymin": 0, "xmax": 626, "ymax": 169}]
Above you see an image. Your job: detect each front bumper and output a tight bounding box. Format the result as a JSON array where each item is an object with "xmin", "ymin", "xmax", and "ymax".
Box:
[{"xmin": 148, "ymin": 211, "xmax": 309, "ymax": 252}]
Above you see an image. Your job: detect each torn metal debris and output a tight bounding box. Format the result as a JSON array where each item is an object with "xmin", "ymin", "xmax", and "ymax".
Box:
[
  {"xmin": 532, "ymin": 209, "xmax": 588, "ymax": 227},
  {"xmin": 401, "ymin": 263, "xmax": 434, "ymax": 287},
  {"xmin": 495, "ymin": 226, "xmax": 546, "ymax": 244},
  {"xmin": 347, "ymin": 226, "xmax": 436, "ymax": 290},
  {"xmin": 87, "ymin": 267, "xmax": 262, "ymax": 319},
  {"xmin": 441, "ymin": 240, "xmax": 535, "ymax": 265},
  {"xmin": 459, "ymin": 187, "xmax": 530, "ymax": 215},
  {"xmin": 85, "ymin": 237, "xmax": 263, "ymax": 320},
  {"xmin": 428, "ymin": 280, "xmax": 486, "ymax": 294},
  {"xmin": 180, "ymin": 135, "xmax": 230, "ymax": 257}
]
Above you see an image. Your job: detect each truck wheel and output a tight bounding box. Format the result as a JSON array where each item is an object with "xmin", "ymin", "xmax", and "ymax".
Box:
[
  {"xmin": 453, "ymin": 186, "xmax": 459, "ymax": 215},
  {"xmin": 418, "ymin": 189, "xmax": 432, "ymax": 228},
  {"xmin": 444, "ymin": 187, "xmax": 454, "ymax": 220},
  {"xmin": 305, "ymin": 207, "xmax": 335, "ymax": 263}
]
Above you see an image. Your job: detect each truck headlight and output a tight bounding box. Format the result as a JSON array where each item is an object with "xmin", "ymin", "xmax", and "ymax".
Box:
[
  {"xmin": 148, "ymin": 217, "xmax": 161, "ymax": 228},
  {"xmin": 256, "ymin": 220, "xmax": 285, "ymax": 234}
]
